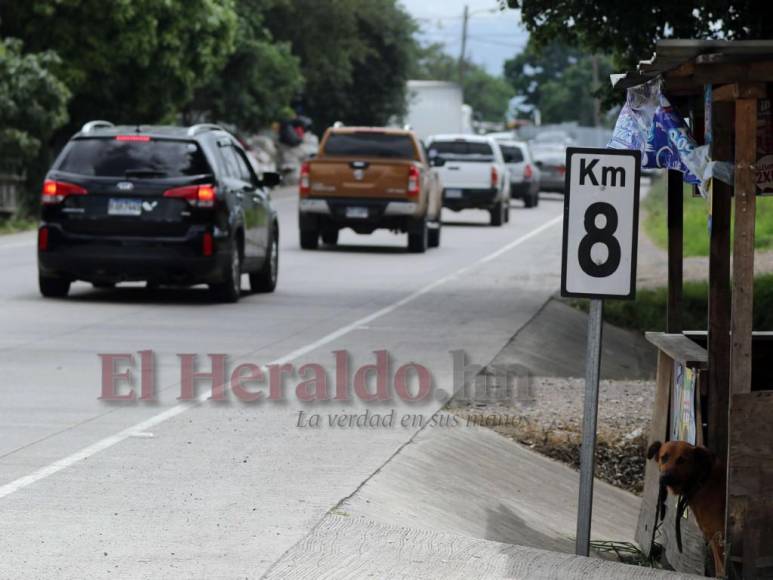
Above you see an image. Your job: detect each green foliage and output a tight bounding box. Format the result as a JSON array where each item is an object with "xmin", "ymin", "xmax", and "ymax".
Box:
[
  {"xmin": 505, "ymin": 0, "xmax": 773, "ymax": 68},
  {"xmin": 411, "ymin": 43, "xmax": 515, "ymax": 122},
  {"xmin": 504, "ymin": 38, "xmax": 611, "ymax": 125},
  {"xmin": 568, "ymin": 274, "xmax": 773, "ymax": 333},
  {"xmin": 643, "ymin": 174, "xmax": 773, "ymax": 257},
  {"xmin": 264, "ymin": 0, "xmax": 417, "ymax": 130},
  {"xmin": 191, "ymin": 1, "xmax": 303, "ymax": 131},
  {"xmin": 1, "ymin": 0, "xmax": 239, "ymax": 128},
  {"xmin": 0, "ymin": 38, "xmax": 69, "ymax": 165}
]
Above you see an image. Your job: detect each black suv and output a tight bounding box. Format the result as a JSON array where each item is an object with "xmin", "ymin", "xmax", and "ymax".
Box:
[{"xmin": 38, "ymin": 121, "xmax": 280, "ymax": 302}]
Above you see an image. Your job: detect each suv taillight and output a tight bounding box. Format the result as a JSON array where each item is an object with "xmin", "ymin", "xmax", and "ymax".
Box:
[
  {"xmin": 524, "ymin": 164, "xmax": 533, "ymax": 180},
  {"xmin": 407, "ymin": 165, "xmax": 420, "ymax": 198},
  {"xmin": 163, "ymin": 184, "xmax": 216, "ymax": 208},
  {"xmin": 41, "ymin": 180, "xmax": 87, "ymax": 204},
  {"xmin": 299, "ymin": 162, "xmax": 311, "ymax": 197},
  {"xmin": 491, "ymin": 166, "xmax": 498, "ymax": 189}
]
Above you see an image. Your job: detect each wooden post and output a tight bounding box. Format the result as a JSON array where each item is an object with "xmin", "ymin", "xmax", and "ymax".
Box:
[
  {"xmin": 727, "ymin": 96, "xmax": 758, "ymax": 578},
  {"xmin": 729, "ymin": 97, "xmax": 757, "ymax": 395},
  {"xmin": 707, "ymin": 101, "xmax": 733, "ymax": 463},
  {"xmin": 667, "ymin": 169, "xmax": 684, "ymax": 333}
]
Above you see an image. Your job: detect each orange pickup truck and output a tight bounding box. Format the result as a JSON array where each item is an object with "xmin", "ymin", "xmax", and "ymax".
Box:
[{"xmin": 298, "ymin": 126, "xmax": 443, "ymax": 253}]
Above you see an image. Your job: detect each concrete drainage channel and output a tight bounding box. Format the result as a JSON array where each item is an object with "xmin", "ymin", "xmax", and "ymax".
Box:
[{"xmin": 262, "ymin": 299, "xmax": 701, "ymax": 579}]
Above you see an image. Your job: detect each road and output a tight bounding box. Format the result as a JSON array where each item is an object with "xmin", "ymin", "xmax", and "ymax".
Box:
[{"xmin": 0, "ymin": 187, "xmax": 566, "ymax": 578}]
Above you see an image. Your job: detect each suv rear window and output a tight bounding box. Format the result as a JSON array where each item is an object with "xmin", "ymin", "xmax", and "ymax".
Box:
[
  {"xmin": 323, "ymin": 133, "xmax": 416, "ymax": 159},
  {"xmin": 500, "ymin": 145, "xmax": 524, "ymax": 163},
  {"xmin": 57, "ymin": 138, "xmax": 211, "ymax": 178},
  {"xmin": 429, "ymin": 140, "xmax": 493, "ymax": 162}
]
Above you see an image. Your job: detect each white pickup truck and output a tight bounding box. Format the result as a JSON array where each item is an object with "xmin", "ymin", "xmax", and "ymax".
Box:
[{"xmin": 426, "ymin": 134, "xmax": 510, "ymax": 226}]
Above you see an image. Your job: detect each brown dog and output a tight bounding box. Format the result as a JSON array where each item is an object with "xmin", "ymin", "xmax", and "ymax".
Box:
[{"xmin": 647, "ymin": 440, "xmax": 726, "ymax": 577}]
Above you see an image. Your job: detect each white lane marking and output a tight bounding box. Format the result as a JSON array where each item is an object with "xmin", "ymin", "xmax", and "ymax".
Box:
[{"xmin": 0, "ymin": 213, "xmax": 562, "ymax": 500}]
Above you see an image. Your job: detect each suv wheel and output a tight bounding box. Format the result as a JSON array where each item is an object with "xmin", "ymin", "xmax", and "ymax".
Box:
[
  {"xmin": 40, "ymin": 275, "xmax": 71, "ymax": 298},
  {"xmin": 408, "ymin": 219, "xmax": 428, "ymax": 253},
  {"xmin": 210, "ymin": 241, "xmax": 241, "ymax": 303},
  {"xmin": 300, "ymin": 228, "xmax": 319, "ymax": 250},
  {"xmin": 321, "ymin": 230, "xmax": 338, "ymax": 246},
  {"xmin": 427, "ymin": 220, "xmax": 441, "ymax": 248},
  {"xmin": 250, "ymin": 226, "xmax": 279, "ymax": 293},
  {"xmin": 490, "ymin": 201, "xmax": 504, "ymax": 226}
]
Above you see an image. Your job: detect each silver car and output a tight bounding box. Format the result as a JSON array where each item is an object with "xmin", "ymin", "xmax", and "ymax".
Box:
[{"xmin": 498, "ymin": 140, "xmax": 541, "ymax": 208}]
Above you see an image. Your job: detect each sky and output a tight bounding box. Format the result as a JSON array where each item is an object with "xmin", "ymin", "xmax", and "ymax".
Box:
[{"xmin": 400, "ymin": 0, "xmax": 529, "ymax": 77}]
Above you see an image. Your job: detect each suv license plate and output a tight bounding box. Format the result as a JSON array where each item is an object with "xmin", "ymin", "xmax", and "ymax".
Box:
[
  {"xmin": 108, "ymin": 198, "xmax": 142, "ymax": 216},
  {"xmin": 445, "ymin": 189, "xmax": 462, "ymax": 199},
  {"xmin": 345, "ymin": 206, "xmax": 368, "ymax": 219}
]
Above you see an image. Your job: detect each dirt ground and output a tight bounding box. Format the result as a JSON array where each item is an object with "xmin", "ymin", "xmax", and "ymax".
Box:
[{"xmin": 450, "ymin": 376, "xmax": 654, "ymax": 495}]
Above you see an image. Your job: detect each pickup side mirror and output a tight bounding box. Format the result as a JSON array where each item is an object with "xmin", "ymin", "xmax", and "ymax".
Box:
[
  {"xmin": 431, "ymin": 156, "xmax": 446, "ymax": 168},
  {"xmin": 260, "ymin": 171, "xmax": 281, "ymax": 188},
  {"xmin": 534, "ymin": 160, "xmax": 544, "ymax": 169}
]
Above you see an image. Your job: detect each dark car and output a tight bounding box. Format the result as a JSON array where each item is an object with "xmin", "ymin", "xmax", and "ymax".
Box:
[{"xmin": 38, "ymin": 121, "xmax": 281, "ymax": 302}]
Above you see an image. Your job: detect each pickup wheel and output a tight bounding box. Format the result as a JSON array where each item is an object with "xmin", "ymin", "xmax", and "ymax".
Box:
[
  {"xmin": 407, "ymin": 220, "xmax": 428, "ymax": 253},
  {"xmin": 427, "ymin": 220, "xmax": 441, "ymax": 248},
  {"xmin": 490, "ymin": 201, "xmax": 504, "ymax": 227},
  {"xmin": 321, "ymin": 230, "xmax": 339, "ymax": 246},
  {"xmin": 300, "ymin": 228, "xmax": 319, "ymax": 250},
  {"xmin": 504, "ymin": 204, "xmax": 511, "ymax": 223}
]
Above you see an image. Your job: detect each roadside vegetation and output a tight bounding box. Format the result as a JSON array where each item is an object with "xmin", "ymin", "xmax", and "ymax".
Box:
[
  {"xmin": 643, "ymin": 174, "xmax": 773, "ymax": 257},
  {"xmin": 0, "ymin": 215, "xmax": 36, "ymax": 235}
]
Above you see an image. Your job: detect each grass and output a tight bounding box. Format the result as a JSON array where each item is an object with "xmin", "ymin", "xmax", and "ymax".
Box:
[
  {"xmin": 643, "ymin": 174, "xmax": 773, "ymax": 257},
  {"xmin": 567, "ymin": 273, "xmax": 773, "ymax": 333},
  {"xmin": 0, "ymin": 215, "xmax": 36, "ymax": 235}
]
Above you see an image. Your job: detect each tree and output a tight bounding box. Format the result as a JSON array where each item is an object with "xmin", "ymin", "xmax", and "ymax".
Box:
[
  {"xmin": 505, "ymin": 0, "xmax": 773, "ymax": 67},
  {"xmin": 504, "ymin": 38, "xmax": 611, "ymax": 125},
  {"xmin": 411, "ymin": 43, "xmax": 515, "ymax": 122},
  {"xmin": 264, "ymin": 0, "xmax": 418, "ymax": 130},
  {"xmin": 0, "ymin": 39, "xmax": 69, "ymax": 166},
  {"xmin": 0, "ymin": 0, "xmax": 238, "ymax": 129},
  {"xmin": 191, "ymin": 0, "xmax": 303, "ymax": 132}
]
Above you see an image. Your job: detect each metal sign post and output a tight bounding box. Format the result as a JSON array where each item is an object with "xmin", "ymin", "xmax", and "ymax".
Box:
[
  {"xmin": 575, "ymin": 298, "xmax": 603, "ymax": 556},
  {"xmin": 560, "ymin": 147, "xmax": 641, "ymax": 558}
]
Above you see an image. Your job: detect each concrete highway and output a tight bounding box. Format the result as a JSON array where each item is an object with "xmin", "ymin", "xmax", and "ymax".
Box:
[{"xmin": 0, "ymin": 187, "xmax": 567, "ymax": 578}]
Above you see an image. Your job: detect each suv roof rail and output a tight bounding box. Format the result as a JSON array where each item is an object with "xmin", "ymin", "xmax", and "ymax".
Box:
[
  {"xmin": 187, "ymin": 123, "xmax": 223, "ymax": 136},
  {"xmin": 81, "ymin": 120, "xmax": 114, "ymax": 134}
]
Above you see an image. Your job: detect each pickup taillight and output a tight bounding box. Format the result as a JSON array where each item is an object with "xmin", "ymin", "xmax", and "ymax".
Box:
[
  {"xmin": 299, "ymin": 162, "xmax": 311, "ymax": 197},
  {"xmin": 41, "ymin": 180, "xmax": 87, "ymax": 204},
  {"xmin": 407, "ymin": 165, "xmax": 420, "ymax": 198},
  {"xmin": 524, "ymin": 164, "xmax": 533, "ymax": 180},
  {"xmin": 491, "ymin": 166, "xmax": 498, "ymax": 189}
]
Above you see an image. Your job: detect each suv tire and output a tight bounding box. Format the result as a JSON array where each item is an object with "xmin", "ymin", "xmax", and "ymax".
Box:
[
  {"xmin": 40, "ymin": 275, "xmax": 71, "ymax": 298},
  {"xmin": 300, "ymin": 228, "xmax": 319, "ymax": 250},
  {"xmin": 490, "ymin": 201, "xmax": 504, "ymax": 226},
  {"xmin": 321, "ymin": 230, "xmax": 338, "ymax": 246},
  {"xmin": 250, "ymin": 226, "xmax": 278, "ymax": 293},
  {"xmin": 210, "ymin": 241, "xmax": 241, "ymax": 303},
  {"xmin": 408, "ymin": 220, "xmax": 428, "ymax": 253}
]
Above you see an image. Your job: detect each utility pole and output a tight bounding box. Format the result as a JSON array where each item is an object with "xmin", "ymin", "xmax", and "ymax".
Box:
[{"xmin": 458, "ymin": 4, "xmax": 469, "ymax": 99}]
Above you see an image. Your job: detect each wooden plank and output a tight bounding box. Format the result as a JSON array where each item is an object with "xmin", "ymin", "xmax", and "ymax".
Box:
[
  {"xmin": 661, "ymin": 495, "xmax": 706, "ymax": 575},
  {"xmin": 636, "ymin": 351, "xmax": 675, "ymax": 555},
  {"xmin": 645, "ymin": 333, "xmax": 708, "ymax": 368},
  {"xmin": 730, "ymin": 97, "xmax": 758, "ymax": 397},
  {"xmin": 707, "ymin": 100, "xmax": 733, "ymax": 464},
  {"xmin": 712, "ymin": 82, "xmax": 767, "ymax": 102},
  {"xmin": 667, "ymin": 169, "xmax": 684, "ymax": 332},
  {"xmin": 663, "ymin": 60, "xmax": 773, "ymax": 95},
  {"xmin": 726, "ymin": 391, "xmax": 773, "ymax": 579}
]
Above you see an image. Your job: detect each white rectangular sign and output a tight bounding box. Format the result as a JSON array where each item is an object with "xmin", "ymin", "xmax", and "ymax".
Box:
[{"xmin": 561, "ymin": 147, "xmax": 641, "ymax": 299}]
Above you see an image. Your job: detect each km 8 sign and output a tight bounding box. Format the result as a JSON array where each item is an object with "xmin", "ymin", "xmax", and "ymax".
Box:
[{"xmin": 561, "ymin": 147, "xmax": 641, "ymax": 299}]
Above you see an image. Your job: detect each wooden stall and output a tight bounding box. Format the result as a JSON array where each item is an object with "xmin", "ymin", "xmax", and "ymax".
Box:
[{"xmin": 614, "ymin": 40, "xmax": 773, "ymax": 578}]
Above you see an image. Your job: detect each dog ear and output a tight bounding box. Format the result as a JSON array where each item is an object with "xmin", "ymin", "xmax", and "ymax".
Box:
[
  {"xmin": 692, "ymin": 446, "xmax": 715, "ymax": 480},
  {"xmin": 647, "ymin": 441, "xmax": 662, "ymax": 460}
]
